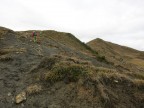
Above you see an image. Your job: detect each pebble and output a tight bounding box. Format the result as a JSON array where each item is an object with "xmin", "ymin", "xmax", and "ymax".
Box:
[
  {"xmin": 114, "ymin": 80, "xmax": 118, "ymax": 83},
  {"xmin": 15, "ymin": 91, "xmax": 26, "ymax": 104},
  {"xmin": 8, "ymin": 92, "xmax": 12, "ymax": 96}
]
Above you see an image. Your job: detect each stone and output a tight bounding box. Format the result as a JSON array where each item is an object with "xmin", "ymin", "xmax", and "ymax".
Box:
[
  {"xmin": 114, "ymin": 80, "xmax": 118, "ymax": 83},
  {"xmin": 15, "ymin": 91, "xmax": 26, "ymax": 104},
  {"xmin": 8, "ymin": 92, "xmax": 12, "ymax": 96}
]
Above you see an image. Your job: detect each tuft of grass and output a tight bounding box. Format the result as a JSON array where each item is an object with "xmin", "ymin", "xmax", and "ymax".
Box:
[
  {"xmin": 130, "ymin": 59, "xmax": 144, "ymax": 68},
  {"xmin": 43, "ymin": 64, "xmax": 88, "ymax": 83},
  {"xmin": 126, "ymin": 72, "xmax": 144, "ymax": 80},
  {"xmin": 133, "ymin": 79, "xmax": 144, "ymax": 90},
  {"xmin": 97, "ymin": 70, "xmax": 133, "ymax": 87},
  {"xmin": 0, "ymin": 48, "xmax": 26, "ymax": 55},
  {"xmin": 26, "ymin": 84, "xmax": 42, "ymax": 95},
  {"xmin": 0, "ymin": 56, "xmax": 13, "ymax": 62},
  {"xmin": 96, "ymin": 55, "xmax": 109, "ymax": 63}
]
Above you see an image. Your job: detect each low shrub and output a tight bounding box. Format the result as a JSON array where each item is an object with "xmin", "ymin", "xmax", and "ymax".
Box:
[
  {"xmin": 43, "ymin": 64, "xmax": 88, "ymax": 83},
  {"xmin": 96, "ymin": 55, "xmax": 109, "ymax": 63}
]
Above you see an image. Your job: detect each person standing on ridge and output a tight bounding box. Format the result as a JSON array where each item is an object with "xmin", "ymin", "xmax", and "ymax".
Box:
[{"xmin": 32, "ymin": 31, "xmax": 37, "ymax": 42}]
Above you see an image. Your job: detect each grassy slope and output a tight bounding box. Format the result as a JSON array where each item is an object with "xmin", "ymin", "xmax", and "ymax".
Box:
[
  {"xmin": 0, "ymin": 27, "xmax": 14, "ymax": 38},
  {"xmin": 87, "ymin": 38, "xmax": 144, "ymax": 69}
]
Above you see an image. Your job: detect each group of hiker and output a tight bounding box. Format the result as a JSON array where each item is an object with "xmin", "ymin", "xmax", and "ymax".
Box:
[{"xmin": 31, "ymin": 31, "xmax": 42, "ymax": 43}]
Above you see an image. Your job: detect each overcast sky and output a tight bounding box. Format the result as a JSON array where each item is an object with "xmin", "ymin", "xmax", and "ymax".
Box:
[{"xmin": 0, "ymin": 0, "xmax": 144, "ymax": 51}]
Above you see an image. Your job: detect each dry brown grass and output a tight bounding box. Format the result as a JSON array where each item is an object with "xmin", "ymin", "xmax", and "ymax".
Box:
[
  {"xmin": 129, "ymin": 58, "xmax": 144, "ymax": 68},
  {"xmin": 126, "ymin": 72, "xmax": 144, "ymax": 80},
  {"xmin": 26, "ymin": 84, "xmax": 42, "ymax": 95},
  {"xmin": 133, "ymin": 79, "xmax": 144, "ymax": 88},
  {"xmin": 87, "ymin": 38, "xmax": 144, "ymax": 70},
  {"xmin": 97, "ymin": 83, "xmax": 110, "ymax": 103},
  {"xmin": 0, "ymin": 48, "xmax": 26, "ymax": 55}
]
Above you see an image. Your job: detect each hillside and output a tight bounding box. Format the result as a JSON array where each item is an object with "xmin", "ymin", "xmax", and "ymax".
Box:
[
  {"xmin": 0, "ymin": 27, "xmax": 144, "ymax": 108},
  {"xmin": 87, "ymin": 38, "xmax": 144, "ymax": 71}
]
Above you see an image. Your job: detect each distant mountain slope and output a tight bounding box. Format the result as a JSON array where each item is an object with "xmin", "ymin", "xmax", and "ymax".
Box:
[{"xmin": 87, "ymin": 38, "xmax": 144, "ymax": 70}]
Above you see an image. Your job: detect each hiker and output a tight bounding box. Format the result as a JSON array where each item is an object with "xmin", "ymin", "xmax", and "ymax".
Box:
[{"xmin": 32, "ymin": 31, "xmax": 37, "ymax": 42}]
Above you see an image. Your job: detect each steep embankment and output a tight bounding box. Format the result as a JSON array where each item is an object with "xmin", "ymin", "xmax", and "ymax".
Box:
[{"xmin": 0, "ymin": 27, "xmax": 144, "ymax": 108}]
